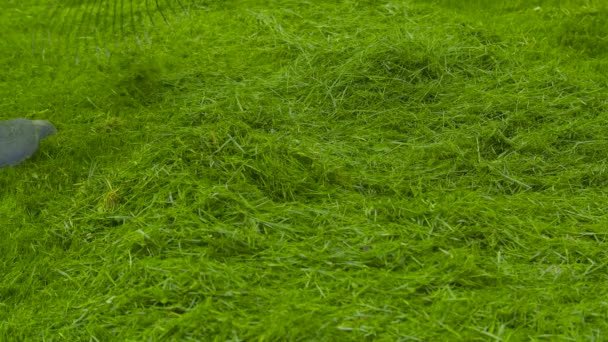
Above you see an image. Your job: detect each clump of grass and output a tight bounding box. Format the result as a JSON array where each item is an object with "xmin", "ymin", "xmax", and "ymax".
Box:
[{"xmin": 2, "ymin": 0, "xmax": 608, "ymax": 340}]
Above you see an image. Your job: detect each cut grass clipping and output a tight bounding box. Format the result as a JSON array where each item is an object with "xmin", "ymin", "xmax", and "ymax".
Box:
[{"xmin": 2, "ymin": 0, "xmax": 608, "ymax": 340}]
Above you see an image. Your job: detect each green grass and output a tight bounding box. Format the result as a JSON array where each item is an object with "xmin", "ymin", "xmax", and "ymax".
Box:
[{"xmin": 2, "ymin": 0, "xmax": 608, "ymax": 340}]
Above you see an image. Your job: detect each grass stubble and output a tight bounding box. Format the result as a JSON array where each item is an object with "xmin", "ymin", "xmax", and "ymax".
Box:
[{"xmin": 1, "ymin": 0, "xmax": 608, "ymax": 340}]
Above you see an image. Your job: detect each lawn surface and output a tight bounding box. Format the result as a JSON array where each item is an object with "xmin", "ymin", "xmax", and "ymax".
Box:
[{"xmin": 2, "ymin": 0, "xmax": 608, "ymax": 340}]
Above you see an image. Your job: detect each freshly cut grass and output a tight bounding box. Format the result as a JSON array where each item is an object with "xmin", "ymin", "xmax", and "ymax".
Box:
[{"xmin": 1, "ymin": 0, "xmax": 608, "ymax": 340}]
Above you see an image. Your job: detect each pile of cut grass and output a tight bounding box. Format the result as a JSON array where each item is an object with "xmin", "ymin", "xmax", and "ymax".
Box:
[{"xmin": 1, "ymin": 0, "xmax": 608, "ymax": 340}]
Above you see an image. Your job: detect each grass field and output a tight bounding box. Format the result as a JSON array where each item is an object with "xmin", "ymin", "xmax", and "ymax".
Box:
[{"xmin": 2, "ymin": 0, "xmax": 608, "ymax": 340}]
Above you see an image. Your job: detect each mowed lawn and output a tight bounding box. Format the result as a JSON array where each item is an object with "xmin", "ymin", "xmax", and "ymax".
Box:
[{"xmin": 2, "ymin": 0, "xmax": 608, "ymax": 340}]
